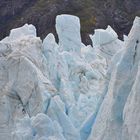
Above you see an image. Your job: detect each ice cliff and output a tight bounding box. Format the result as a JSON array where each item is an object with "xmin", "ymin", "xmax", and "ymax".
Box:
[
  {"xmin": 88, "ymin": 16, "xmax": 140, "ymax": 140},
  {"xmin": 0, "ymin": 14, "xmax": 139, "ymax": 140}
]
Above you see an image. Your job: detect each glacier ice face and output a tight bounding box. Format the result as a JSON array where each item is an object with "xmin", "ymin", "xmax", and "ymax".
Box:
[
  {"xmin": 0, "ymin": 14, "xmax": 108, "ymax": 140},
  {"xmin": 0, "ymin": 27, "xmax": 57, "ymax": 140},
  {"xmin": 90, "ymin": 25, "xmax": 118, "ymax": 46},
  {"xmin": 0, "ymin": 14, "xmax": 139, "ymax": 140},
  {"xmin": 1, "ymin": 24, "xmax": 37, "ymax": 43},
  {"xmin": 31, "ymin": 113, "xmax": 65, "ymax": 140},
  {"xmin": 56, "ymin": 14, "xmax": 82, "ymax": 55},
  {"xmin": 88, "ymin": 16, "xmax": 140, "ymax": 140},
  {"xmin": 12, "ymin": 116, "xmax": 33, "ymax": 140},
  {"xmin": 90, "ymin": 25, "xmax": 123, "ymax": 66}
]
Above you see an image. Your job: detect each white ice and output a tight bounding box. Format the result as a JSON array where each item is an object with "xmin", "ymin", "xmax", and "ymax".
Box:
[{"xmin": 0, "ymin": 14, "xmax": 139, "ymax": 140}]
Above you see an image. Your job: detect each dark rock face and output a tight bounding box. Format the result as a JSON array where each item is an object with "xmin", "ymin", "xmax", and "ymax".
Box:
[{"xmin": 0, "ymin": 0, "xmax": 140, "ymax": 44}]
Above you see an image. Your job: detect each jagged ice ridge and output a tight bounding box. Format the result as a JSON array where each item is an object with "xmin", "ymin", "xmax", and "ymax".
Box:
[{"xmin": 0, "ymin": 14, "xmax": 139, "ymax": 140}]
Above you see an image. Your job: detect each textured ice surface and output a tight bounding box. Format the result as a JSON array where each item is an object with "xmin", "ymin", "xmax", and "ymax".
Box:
[
  {"xmin": 0, "ymin": 14, "xmax": 139, "ymax": 140},
  {"xmin": 90, "ymin": 25, "xmax": 118, "ymax": 46},
  {"xmin": 1, "ymin": 24, "xmax": 36, "ymax": 43},
  {"xmin": 90, "ymin": 25, "xmax": 123, "ymax": 66},
  {"xmin": 88, "ymin": 16, "xmax": 140, "ymax": 140},
  {"xmin": 56, "ymin": 15, "xmax": 81, "ymax": 55}
]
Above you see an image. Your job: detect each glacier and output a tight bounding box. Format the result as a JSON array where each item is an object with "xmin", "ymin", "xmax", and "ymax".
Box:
[{"xmin": 0, "ymin": 14, "xmax": 139, "ymax": 140}]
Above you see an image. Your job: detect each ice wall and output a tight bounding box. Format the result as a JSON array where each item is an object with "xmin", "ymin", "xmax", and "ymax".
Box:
[
  {"xmin": 88, "ymin": 16, "xmax": 140, "ymax": 140},
  {"xmin": 90, "ymin": 25, "xmax": 123, "ymax": 66},
  {"xmin": 0, "ymin": 14, "xmax": 139, "ymax": 140}
]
